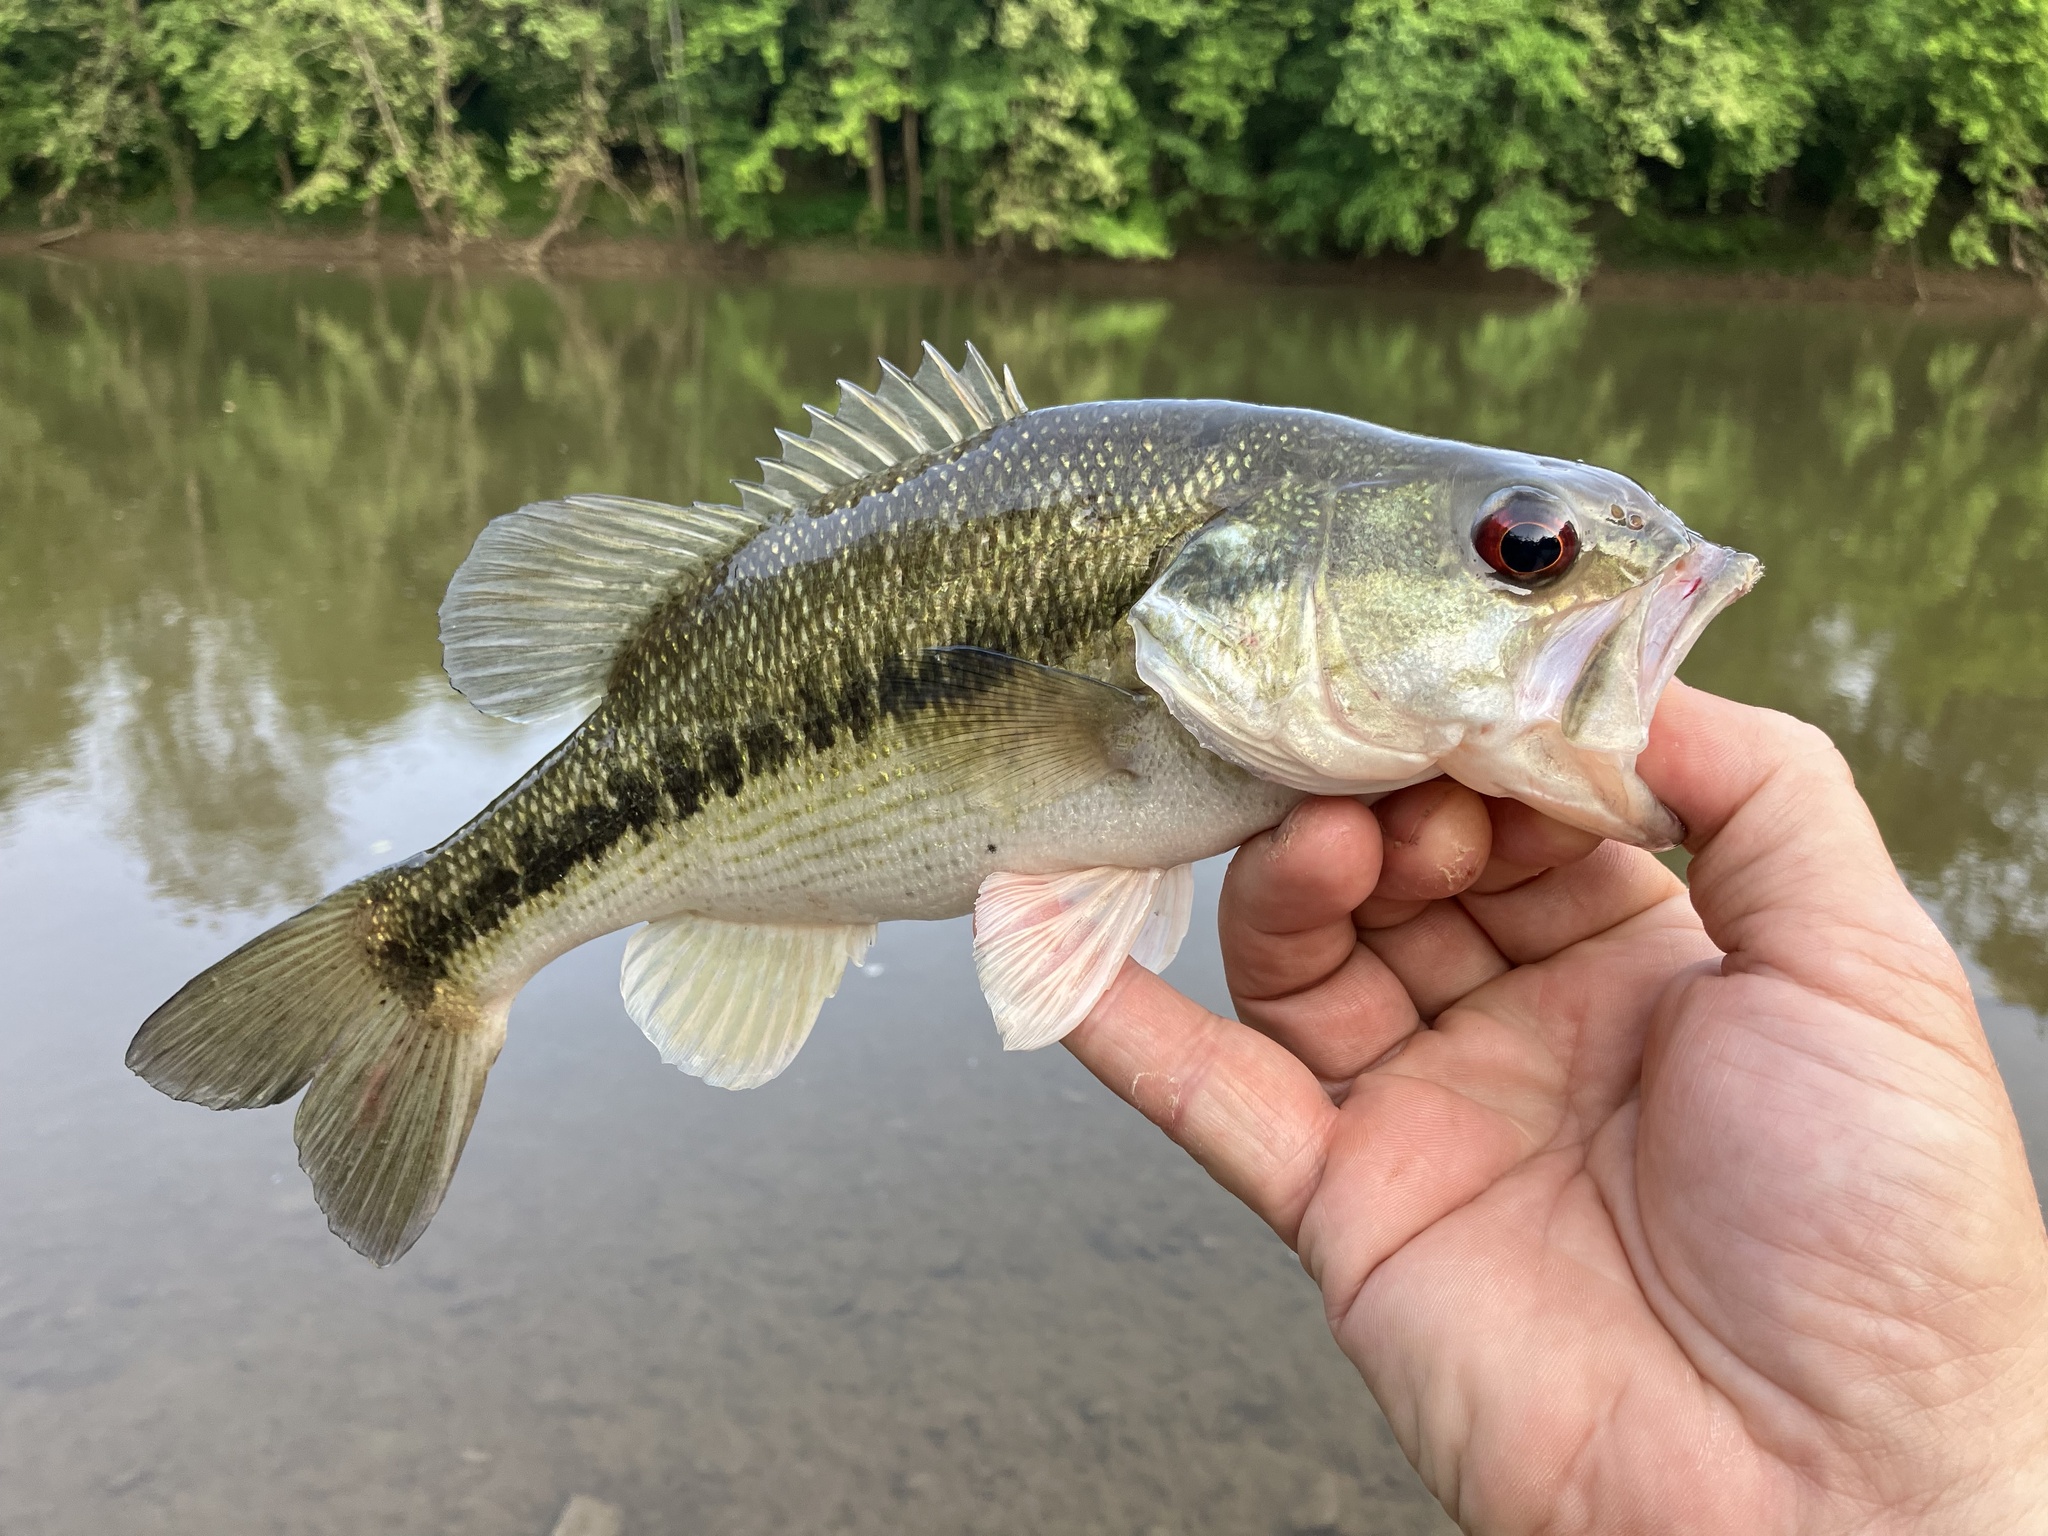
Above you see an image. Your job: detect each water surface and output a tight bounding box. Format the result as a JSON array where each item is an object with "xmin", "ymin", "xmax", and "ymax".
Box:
[{"xmin": 1, "ymin": 259, "xmax": 2044, "ymax": 1535}]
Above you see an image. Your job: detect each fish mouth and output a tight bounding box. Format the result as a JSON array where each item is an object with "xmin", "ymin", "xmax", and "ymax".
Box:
[
  {"xmin": 1635, "ymin": 537, "xmax": 1763, "ymax": 722},
  {"xmin": 1520, "ymin": 536, "xmax": 1762, "ymax": 749},
  {"xmin": 1469, "ymin": 534, "xmax": 1760, "ymax": 851}
]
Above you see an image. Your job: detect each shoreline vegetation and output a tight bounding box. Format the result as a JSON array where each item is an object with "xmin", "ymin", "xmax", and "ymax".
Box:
[
  {"xmin": 6, "ymin": 215, "xmax": 2043, "ymax": 309},
  {"xmin": 7, "ymin": 2, "xmax": 2048, "ymax": 297}
]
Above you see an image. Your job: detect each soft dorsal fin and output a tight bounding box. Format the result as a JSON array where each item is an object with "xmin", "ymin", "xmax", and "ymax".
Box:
[
  {"xmin": 439, "ymin": 495, "xmax": 770, "ymax": 723},
  {"xmin": 439, "ymin": 344, "xmax": 1030, "ymax": 724},
  {"xmin": 734, "ymin": 341, "xmax": 1028, "ymax": 519}
]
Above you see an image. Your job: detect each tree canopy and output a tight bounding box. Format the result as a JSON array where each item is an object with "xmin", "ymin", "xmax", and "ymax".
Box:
[{"xmin": 4, "ymin": 0, "xmax": 2048, "ymax": 288}]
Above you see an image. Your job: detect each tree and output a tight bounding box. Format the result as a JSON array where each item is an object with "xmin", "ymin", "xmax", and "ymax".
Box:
[
  {"xmin": 178, "ymin": 0, "xmax": 503, "ymax": 245},
  {"xmin": 491, "ymin": 0, "xmax": 650, "ymax": 257},
  {"xmin": 0, "ymin": 0, "xmax": 194, "ymax": 223},
  {"xmin": 647, "ymin": 0, "xmax": 802, "ymax": 241},
  {"xmin": 7, "ymin": 0, "xmax": 2048, "ymax": 290}
]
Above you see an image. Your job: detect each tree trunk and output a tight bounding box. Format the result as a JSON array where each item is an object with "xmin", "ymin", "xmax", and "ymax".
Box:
[
  {"xmin": 679, "ymin": 135, "xmax": 701, "ymax": 234},
  {"xmin": 124, "ymin": 0, "xmax": 193, "ymax": 229},
  {"xmin": 424, "ymin": 0, "xmax": 461, "ymax": 248},
  {"xmin": 660, "ymin": 0, "xmax": 701, "ymax": 235},
  {"xmin": 902, "ymin": 107, "xmax": 922, "ymax": 242},
  {"xmin": 275, "ymin": 147, "xmax": 296, "ymax": 197},
  {"xmin": 935, "ymin": 145, "xmax": 955, "ymax": 257},
  {"xmin": 149, "ymin": 91, "xmax": 195, "ymax": 229},
  {"xmin": 523, "ymin": 177, "xmax": 591, "ymax": 265},
  {"xmin": 348, "ymin": 26, "xmax": 447, "ymax": 243},
  {"xmin": 865, "ymin": 114, "xmax": 887, "ymax": 228}
]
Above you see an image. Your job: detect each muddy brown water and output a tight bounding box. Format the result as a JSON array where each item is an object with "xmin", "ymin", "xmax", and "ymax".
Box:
[{"xmin": 1, "ymin": 259, "xmax": 2043, "ymax": 1536}]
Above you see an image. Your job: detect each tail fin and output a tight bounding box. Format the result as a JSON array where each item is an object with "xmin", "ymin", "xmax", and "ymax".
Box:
[{"xmin": 126, "ymin": 887, "xmax": 506, "ymax": 1265}]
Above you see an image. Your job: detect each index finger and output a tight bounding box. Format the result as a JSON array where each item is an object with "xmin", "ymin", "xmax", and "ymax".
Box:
[{"xmin": 1066, "ymin": 964, "xmax": 1337, "ymax": 1243}]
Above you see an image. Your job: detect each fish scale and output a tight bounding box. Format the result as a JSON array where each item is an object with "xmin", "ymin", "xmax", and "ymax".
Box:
[
  {"xmin": 357, "ymin": 403, "xmax": 1290, "ymax": 999},
  {"xmin": 127, "ymin": 342, "xmax": 1759, "ymax": 1265}
]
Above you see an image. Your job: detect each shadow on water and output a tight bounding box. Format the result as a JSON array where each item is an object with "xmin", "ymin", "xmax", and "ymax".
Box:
[{"xmin": 3, "ymin": 259, "xmax": 2044, "ymax": 1007}]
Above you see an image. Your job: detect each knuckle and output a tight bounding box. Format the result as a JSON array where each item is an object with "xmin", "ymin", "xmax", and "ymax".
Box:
[{"xmin": 1767, "ymin": 711, "xmax": 1852, "ymax": 784}]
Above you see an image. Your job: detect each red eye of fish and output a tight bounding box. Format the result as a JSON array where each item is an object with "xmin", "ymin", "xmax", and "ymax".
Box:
[{"xmin": 1474, "ymin": 493, "xmax": 1578, "ymax": 581}]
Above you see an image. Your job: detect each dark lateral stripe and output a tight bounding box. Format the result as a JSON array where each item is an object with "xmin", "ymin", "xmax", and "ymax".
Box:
[
  {"xmin": 661, "ymin": 754, "xmax": 708, "ymax": 819},
  {"xmin": 386, "ymin": 640, "xmax": 1124, "ymax": 984},
  {"xmin": 373, "ymin": 528, "xmax": 1168, "ymax": 988}
]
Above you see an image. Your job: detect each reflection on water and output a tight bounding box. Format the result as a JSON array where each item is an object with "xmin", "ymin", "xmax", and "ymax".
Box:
[
  {"xmin": 5, "ymin": 260, "xmax": 2046, "ymax": 1003},
  {"xmin": 1, "ymin": 259, "xmax": 2044, "ymax": 1536}
]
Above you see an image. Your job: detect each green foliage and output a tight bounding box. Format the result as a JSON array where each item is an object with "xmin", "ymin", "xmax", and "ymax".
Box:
[{"xmin": 7, "ymin": 0, "xmax": 2048, "ymax": 287}]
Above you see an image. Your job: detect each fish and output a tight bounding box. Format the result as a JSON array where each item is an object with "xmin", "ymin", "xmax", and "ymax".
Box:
[{"xmin": 127, "ymin": 343, "xmax": 1761, "ymax": 1265}]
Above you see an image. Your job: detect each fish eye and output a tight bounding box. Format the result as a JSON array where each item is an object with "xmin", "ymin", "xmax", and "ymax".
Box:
[{"xmin": 1474, "ymin": 490, "xmax": 1578, "ymax": 582}]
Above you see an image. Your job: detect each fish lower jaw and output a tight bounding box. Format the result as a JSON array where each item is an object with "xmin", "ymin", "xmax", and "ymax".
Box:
[
  {"xmin": 1637, "ymin": 541, "xmax": 1763, "ymax": 711},
  {"xmin": 1442, "ymin": 729, "xmax": 1683, "ymax": 850}
]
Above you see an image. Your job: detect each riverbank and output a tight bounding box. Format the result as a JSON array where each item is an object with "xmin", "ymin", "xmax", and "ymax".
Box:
[{"xmin": 6, "ymin": 220, "xmax": 2041, "ymax": 310}]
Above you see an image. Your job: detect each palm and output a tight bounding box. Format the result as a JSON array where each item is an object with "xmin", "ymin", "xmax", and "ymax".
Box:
[
  {"xmin": 1336, "ymin": 905, "xmax": 1787, "ymax": 1529},
  {"xmin": 1069, "ymin": 689, "xmax": 2048, "ymax": 1535}
]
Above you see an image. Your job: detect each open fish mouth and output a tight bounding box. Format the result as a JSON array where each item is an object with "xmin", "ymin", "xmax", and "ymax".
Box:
[
  {"xmin": 1517, "ymin": 536, "xmax": 1762, "ymax": 747},
  {"xmin": 1635, "ymin": 537, "xmax": 1764, "ymax": 721},
  {"xmin": 1471, "ymin": 534, "xmax": 1762, "ymax": 850}
]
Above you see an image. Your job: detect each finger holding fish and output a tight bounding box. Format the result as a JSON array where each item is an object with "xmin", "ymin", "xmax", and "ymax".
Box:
[
  {"xmin": 1350, "ymin": 780, "xmax": 1495, "ymax": 930},
  {"xmin": 1468, "ymin": 797, "xmax": 1606, "ymax": 894},
  {"xmin": 1351, "ymin": 787, "xmax": 1629, "ymax": 1015},
  {"xmin": 1218, "ymin": 798, "xmax": 1422, "ymax": 1082},
  {"xmin": 1218, "ymin": 783, "xmax": 1634, "ymax": 1071},
  {"xmin": 1218, "ymin": 798, "xmax": 1386, "ymax": 1002},
  {"xmin": 1066, "ymin": 963, "xmax": 1339, "ymax": 1245},
  {"xmin": 1217, "ymin": 784, "xmax": 1502, "ymax": 1077}
]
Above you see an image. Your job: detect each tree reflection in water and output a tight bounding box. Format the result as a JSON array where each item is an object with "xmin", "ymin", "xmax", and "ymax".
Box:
[{"xmin": 1, "ymin": 259, "xmax": 2042, "ymax": 1009}]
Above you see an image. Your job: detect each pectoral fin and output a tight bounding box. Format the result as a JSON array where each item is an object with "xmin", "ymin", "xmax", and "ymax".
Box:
[
  {"xmin": 621, "ymin": 914, "xmax": 876, "ymax": 1090},
  {"xmin": 973, "ymin": 864, "xmax": 1194, "ymax": 1052},
  {"xmin": 1128, "ymin": 862, "xmax": 1195, "ymax": 974},
  {"xmin": 899, "ymin": 647, "xmax": 1149, "ymax": 814}
]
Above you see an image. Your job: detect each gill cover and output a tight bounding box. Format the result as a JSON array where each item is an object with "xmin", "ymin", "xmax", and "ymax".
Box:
[{"xmin": 1129, "ymin": 481, "xmax": 1457, "ymax": 798}]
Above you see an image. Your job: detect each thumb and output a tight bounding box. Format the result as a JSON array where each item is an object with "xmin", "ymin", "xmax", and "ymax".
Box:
[{"xmin": 1636, "ymin": 682, "xmax": 1976, "ymax": 1049}]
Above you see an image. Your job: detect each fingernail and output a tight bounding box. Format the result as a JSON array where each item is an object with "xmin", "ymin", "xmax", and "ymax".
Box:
[{"xmin": 1268, "ymin": 796, "xmax": 1323, "ymax": 855}]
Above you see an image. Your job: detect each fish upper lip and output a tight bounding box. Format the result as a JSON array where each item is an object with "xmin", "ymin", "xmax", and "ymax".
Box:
[{"xmin": 1639, "ymin": 538, "xmax": 1763, "ymax": 710}]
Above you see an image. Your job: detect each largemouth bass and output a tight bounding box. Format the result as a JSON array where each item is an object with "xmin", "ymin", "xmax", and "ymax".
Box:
[{"xmin": 128, "ymin": 344, "xmax": 1760, "ymax": 1264}]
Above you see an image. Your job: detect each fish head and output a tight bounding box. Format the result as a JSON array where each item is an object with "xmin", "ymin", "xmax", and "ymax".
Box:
[{"xmin": 1129, "ymin": 437, "xmax": 1762, "ymax": 848}]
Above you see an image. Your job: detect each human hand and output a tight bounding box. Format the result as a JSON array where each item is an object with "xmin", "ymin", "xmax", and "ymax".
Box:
[{"xmin": 1067, "ymin": 684, "xmax": 2048, "ymax": 1534}]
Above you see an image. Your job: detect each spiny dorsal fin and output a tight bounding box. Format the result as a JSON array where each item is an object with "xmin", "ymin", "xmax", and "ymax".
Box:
[
  {"xmin": 439, "ymin": 345, "xmax": 1028, "ymax": 725},
  {"xmin": 735, "ymin": 341, "xmax": 1027, "ymax": 518},
  {"xmin": 440, "ymin": 494, "xmax": 771, "ymax": 723}
]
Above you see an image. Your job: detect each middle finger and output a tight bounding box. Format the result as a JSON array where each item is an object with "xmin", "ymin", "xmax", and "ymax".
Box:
[{"xmin": 1220, "ymin": 798, "xmax": 1427, "ymax": 1081}]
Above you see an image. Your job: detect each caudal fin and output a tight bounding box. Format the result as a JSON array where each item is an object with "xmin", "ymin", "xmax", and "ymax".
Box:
[{"xmin": 126, "ymin": 887, "xmax": 506, "ymax": 1265}]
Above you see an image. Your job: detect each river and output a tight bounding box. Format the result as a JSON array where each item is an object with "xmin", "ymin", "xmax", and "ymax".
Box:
[{"xmin": 1, "ymin": 257, "xmax": 2042, "ymax": 1535}]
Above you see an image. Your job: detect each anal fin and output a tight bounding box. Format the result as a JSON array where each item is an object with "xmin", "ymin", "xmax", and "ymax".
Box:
[
  {"xmin": 621, "ymin": 915, "xmax": 876, "ymax": 1090},
  {"xmin": 974, "ymin": 863, "xmax": 1195, "ymax": 1052}
]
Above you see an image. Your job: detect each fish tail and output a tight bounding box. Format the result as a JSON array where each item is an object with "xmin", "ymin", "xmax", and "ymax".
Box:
[{"xmin": 126, "ymin": 883, "xmax": 507, "ymax": 1266}]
